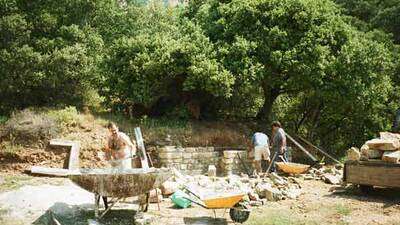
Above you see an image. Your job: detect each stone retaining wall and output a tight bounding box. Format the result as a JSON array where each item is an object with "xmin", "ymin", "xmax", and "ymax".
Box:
[{"xmin": 157, "ymin": 146, "xmax": 252, "ymax": 175}]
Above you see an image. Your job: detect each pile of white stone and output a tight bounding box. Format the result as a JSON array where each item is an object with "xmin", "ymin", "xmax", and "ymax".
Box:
[
  {"xmin": 301, "ymin": 166, "xmax": 343, "ymax": 185},
  {"xmin": 158, "ymin": 169, "xmax": 302, "ymax": 207},
  {"xmin": 347, "ymin": 132, "xmax": 400, "ymax": 163}
]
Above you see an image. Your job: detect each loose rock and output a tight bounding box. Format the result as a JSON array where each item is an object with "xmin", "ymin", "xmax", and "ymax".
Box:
[
  {"xmin": 346, "ymin": 147, "xmax": 360, "ymax": 161},
  {"xmin": 161, "ymin": 181, "xmax": 179, "ymax": 196},
  {"xmin": 323, "ymin": 174, "xmax": 341, "ymax": 185}
]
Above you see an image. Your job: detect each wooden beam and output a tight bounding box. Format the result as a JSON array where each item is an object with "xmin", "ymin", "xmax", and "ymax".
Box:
[
  {"xmin": 296, "ymin": 136, "xmax": 341, "ymax": 164},
  {"xmin": 285, "ymin": 133, "xmax": 318, "ymax": 162},
  {"xmin": 30, "ymin": 166, "xmax": 70, "ymax": 177}
]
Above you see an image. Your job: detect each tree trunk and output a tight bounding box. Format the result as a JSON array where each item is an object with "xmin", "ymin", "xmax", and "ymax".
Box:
[{"xmin": 257, "ymin": 84, "xmax": 280, "ymax": 122}]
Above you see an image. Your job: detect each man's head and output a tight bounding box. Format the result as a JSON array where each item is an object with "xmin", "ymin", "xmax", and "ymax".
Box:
[
  {"xmin": 107, "ymin": 122, "xmax": 118, "ymax": 137},
  {"xmin": 271, "ymin": 121, "xmax": 282, "ymax": 132}
]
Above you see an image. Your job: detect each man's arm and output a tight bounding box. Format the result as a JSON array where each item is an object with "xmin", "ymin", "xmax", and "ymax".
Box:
[{"xmin": 104, "ymin": 139, "xmax": 112, "ymax": 160}]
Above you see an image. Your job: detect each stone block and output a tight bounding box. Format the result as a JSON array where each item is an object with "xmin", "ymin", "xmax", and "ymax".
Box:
[
  {"xmin": 159, "ymin": 146, "xmax": 176, "ymax": 153},
  {"xmin": 159, "ymin": 152, "xmax": 182, "ymax": 159},
  {"xmin": 182, "ymin": 153, "xmax": 192, "ymax": 159},
  {"xmin": 323, "ymin": 174, "xmax": 341, "ymax": 185},
  {"xmin": 223, "ymin": 151, "xmax": 238, "ymax": 159},
  {"xmin": 161, "ymin": 181, "xmax": 179, "ymax": 196},
  {"xmin": 180, "ymin": 164, "xmax": 188, "ymax": 170},
  {"xmin": 380, "ymin": 132, "xmax": 400, "ymax": 140},
  {"xmin": 360, "ymin": 144, "xmax": 382, "ymax": 160},
  {"xmin": 185, "ymin": 147, "xmax": 196, "ymax": 153},
  {"xmin": 173, "ymin": 158, "xmax": 183, "ymax": 163},
  {"xmin": 208, "ymin": 165, "xmax": 217, "ymax": 177},
  {"xmin": 366, "ymin": 138, "xmax": 400, "ymax": 151},
  {"xmin": 346, "ymin": 147, "xmax": 360, "ymax": 161},
  {"xmin": 222, "ymin": 158, "xmax": 234, "ymax": 164},
  {"xmin": 382, "ymin": 151, "xmax": 400, "ymax": 163},
  {"xmin": 202, "ymin": 152, "xmax": 215, "ymax": 158}
]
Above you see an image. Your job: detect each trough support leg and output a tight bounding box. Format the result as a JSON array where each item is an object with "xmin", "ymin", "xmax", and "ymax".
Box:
[
  {"xmin": 94, "ymin": 194, "xmax": 100, "ymax": 218},
  {"xmin": 144, "ymin": 192, "xmax": 150, "ymax": 212}
]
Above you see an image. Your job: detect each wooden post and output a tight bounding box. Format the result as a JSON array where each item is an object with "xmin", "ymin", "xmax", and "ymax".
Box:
[{"xmin": 134, "ymin": 127, "xmax": 149, "ymax": 169}]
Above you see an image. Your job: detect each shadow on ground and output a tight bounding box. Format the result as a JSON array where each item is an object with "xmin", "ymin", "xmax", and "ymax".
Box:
[
  {"xmin": 325, "ymin": 186, "xmax": 400, "ymax": 207},
  {"xmin": 184, "ymin": 217, "xmax": 227, "ymax": 225},
  {"xmin": 32, "ymin": 202, "xmax": 136, "ymax": 225}
]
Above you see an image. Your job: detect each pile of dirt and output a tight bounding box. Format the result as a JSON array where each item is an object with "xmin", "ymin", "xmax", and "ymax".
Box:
[
  {"xmin": 0, "ymin": 148, "xmax": 66, "ymax": 172},
  {"xmin": 0, "ymin": 114, "xmax": 110, "ymax": 172}
]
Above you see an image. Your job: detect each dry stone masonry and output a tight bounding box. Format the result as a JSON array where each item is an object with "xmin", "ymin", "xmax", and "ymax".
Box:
[
  {"xmin": 157, "ymin": 146, "xmax": 252, "ymax": 175},
  {"xmin": 158, "ymin": 146, "xmax": 219, "ymax": 175}
]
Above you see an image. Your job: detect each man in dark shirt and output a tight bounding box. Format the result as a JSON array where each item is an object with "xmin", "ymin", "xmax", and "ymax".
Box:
[{"xmin": 271, "ymin": 121, "xmax": 287, "ymax": 172}]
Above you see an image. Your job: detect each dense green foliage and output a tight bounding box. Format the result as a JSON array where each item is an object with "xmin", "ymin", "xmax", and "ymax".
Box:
[{"xmin": 0, "ymin": 0, "xmax": 399, "ymax": 156}]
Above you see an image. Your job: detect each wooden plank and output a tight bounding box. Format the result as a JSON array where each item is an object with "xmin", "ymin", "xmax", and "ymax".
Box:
[
  {"xmin": 345, "ymin": 162, "xmax": 400, "ymax": 188},
  {"xmin": 30, "ymin": 166, "xmax": 70, "ymax": 177},
  {"xmin": 134, "ymin": 127, "xmax": 149, "ymax": 169},
  {"xmin": 50, "ymin": 139, "xmax": 77, "ymax": 147},
  {"xmin": 285, "ymin": 133, "xmax": 318, "ymax": 162},
  {"xmin": 346, "ymin": 160, "xmax": 400, "ymax": 168}
]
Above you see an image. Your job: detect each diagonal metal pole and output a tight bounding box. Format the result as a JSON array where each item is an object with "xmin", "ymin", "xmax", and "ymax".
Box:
[
  {"xmin": 285, "ymin": 133, "xmax": 318, "ymax": 162},
  {"xmin": 296, "ymin": 135, "xmax": 342, "ymax": 164}
]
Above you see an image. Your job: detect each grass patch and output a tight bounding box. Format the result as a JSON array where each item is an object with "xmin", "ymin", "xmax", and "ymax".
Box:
[
  {"xmin": 47, "ymin": 106, "xmax": 84, "ymax": 129},
  {"xmin": 334, "ymin": 204, "xmax": 351, "ymax": 216},
  {"xmin": 245, "ymin": 209, "xmax": 318, "ymax": 225}
]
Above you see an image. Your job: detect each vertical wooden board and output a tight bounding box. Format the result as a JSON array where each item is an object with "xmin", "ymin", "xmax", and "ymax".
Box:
[
  {"xmin": 69, "ymin": 143, "xmax": 80, "ymax": 170},
  {"xmin": 134, "ymin": 127, "xmax": 149, "ymax": 169}
]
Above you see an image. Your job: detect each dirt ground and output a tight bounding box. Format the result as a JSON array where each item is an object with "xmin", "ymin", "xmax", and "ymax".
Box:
[{"xmin": 0, "ymin": 173, "xmax": 399, "ymax": 225}]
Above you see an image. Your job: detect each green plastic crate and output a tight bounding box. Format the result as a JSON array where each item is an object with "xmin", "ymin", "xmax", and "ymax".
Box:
[{"xmin": 171, "ymin": 190, "xmax": 192, "ymax": 208}]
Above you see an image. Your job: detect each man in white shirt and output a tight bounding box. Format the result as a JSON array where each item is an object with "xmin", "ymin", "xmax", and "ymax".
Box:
[{"xmin": 250, "ymin": 132, "xmax": 270, "ymax": 174}]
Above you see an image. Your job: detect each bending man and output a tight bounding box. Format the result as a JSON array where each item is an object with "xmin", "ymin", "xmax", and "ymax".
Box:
[{"xmin": 250, "ymin": 132, "xmax": 270, "ymax": 175}]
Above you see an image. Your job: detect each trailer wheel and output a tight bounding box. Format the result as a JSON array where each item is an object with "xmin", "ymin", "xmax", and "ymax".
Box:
[
  {"xmin": 229, "ymin": 204, "xmax": 250, "ymax": 223},
  {"xmin": 359, "ymin": 185, "xmax": 373, "ymax": 194}
]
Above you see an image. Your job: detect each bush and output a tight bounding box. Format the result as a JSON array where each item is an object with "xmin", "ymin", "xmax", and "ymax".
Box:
[
  {"xmin": 0, "ymin": 141, "xmax": 24, "ymax": 156},
  {"xmin": 1, "ymin": 109, "xmax": 59, "ymax": 146},
  {"xmin": 0, "ymin": 116, "xmax": 8, "ymax": 124},
  {"xmin": 47, "ymin": 106, "xmax": 83, "ymax": 128}
]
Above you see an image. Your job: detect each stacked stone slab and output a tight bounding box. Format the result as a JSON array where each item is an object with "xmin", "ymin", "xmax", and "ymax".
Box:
[
  {"xmin": 349, "ymin": 132, "xmax": 400, "ymax": 163},
  {"xmin": 220, "ymin": 150, "xmax": 252, "ymax": 176},
  {"xmin": 158, "ymin": 146, "xmax": 219, "ymax": 175}
]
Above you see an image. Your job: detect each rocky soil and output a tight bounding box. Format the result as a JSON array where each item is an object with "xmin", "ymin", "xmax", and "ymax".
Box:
[{"xmin": 0, "ymin": 170, "xmax": 399, "ymax": 225}]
